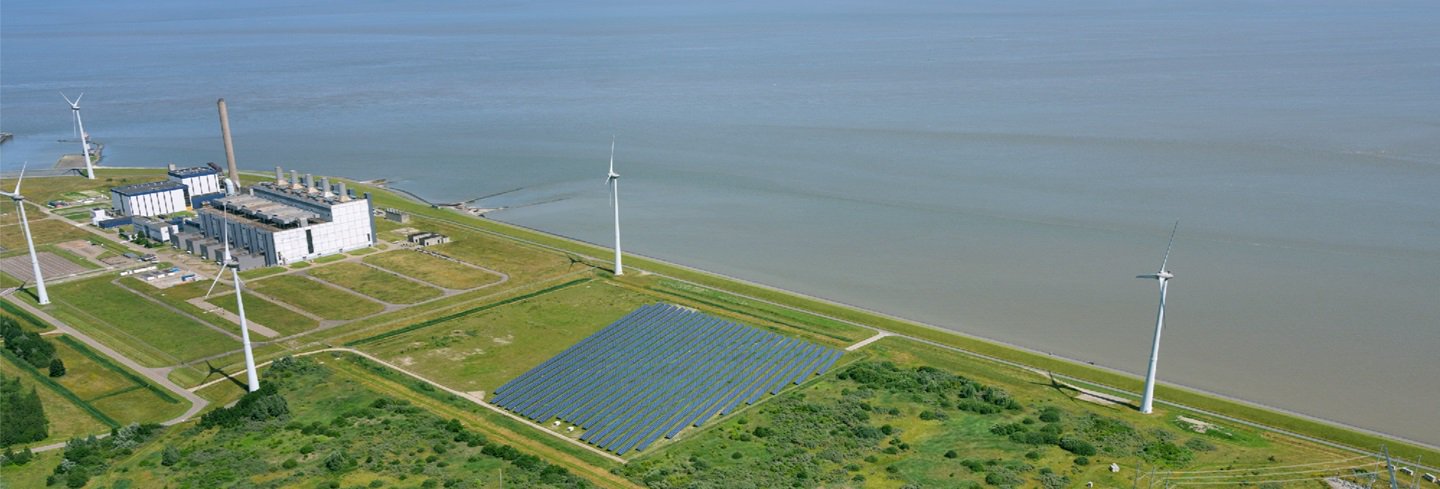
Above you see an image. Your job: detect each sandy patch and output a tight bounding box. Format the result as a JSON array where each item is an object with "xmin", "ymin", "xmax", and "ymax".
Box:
[
  {"xmin": 398, "ymin": 356, "xmax": 416, "ymax": 366},
  {"xmin": 1076, "ymin": 393, "xmax": 1116, "ymax": 406},
  {"xmin": 492, "ymin": 334, "xmax": 514, "ymax": 345},
  {"xmin": 1177, "ymin": 415, "xmax": 1215, "ymax": 433}
]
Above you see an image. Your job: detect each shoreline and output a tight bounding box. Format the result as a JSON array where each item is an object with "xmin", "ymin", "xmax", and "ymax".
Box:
[{"xmin": 381, "ymin": 183, "xmax": 1437, "ymax": 454}]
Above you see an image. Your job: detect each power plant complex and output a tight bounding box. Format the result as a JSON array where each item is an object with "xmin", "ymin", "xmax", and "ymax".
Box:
[{"xmin": 174, "ymin": 167, "xmax": 375, "ymax": 269}]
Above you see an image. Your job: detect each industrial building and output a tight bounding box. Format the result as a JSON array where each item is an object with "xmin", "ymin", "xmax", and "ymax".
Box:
[
  {"xmin": 172, "ymin": 167, "xmax": 375, "ymax": 268},
  {"xmin": 165, "ymin": 165, "xmax": 223, "ymax": 203},
  {"xmin": 407, "ymin": 232, "xmax": 450, "ymax": 247},
  {"xmin": 109, "ymin": 165, "xmax": 226, "ymax": 217},
  {"xmin": 110, "ymin": 181, "xmax": 188, "ymax": 217}
]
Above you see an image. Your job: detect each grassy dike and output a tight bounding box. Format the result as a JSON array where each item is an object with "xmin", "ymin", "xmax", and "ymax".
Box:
[{"xmin": 353, "ymin": 179, "xmax": 1439, "ymax": 463}]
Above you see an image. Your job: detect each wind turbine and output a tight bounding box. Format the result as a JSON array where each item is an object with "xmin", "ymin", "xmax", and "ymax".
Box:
[
  {"xmin": 203, "ymin": 202, "xmax": 258, "ymax": 392},
  {"xmin": 606, "ymin": 137, "xmax": 623, "ymax": 276},
  {"xmin": 60, "ymin": 93, "xmax": 96, "ymax": 180},
  {"xmin": 1136, "ymin": 221, "xmax": 1179, "ymax": 414},
  {"xmin": 0, "ymin": 165, "xmax": 50, "ymax": 305}
]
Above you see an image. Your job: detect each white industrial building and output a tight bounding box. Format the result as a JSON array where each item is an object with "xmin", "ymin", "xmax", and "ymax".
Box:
[
  {"xmin": 110, "ymin": 181, "xmax": 188, "ymax": 217},
  {"xmin": 166, "ymin": 165, "xmax": 223, "ymax": 202},
  {"xmin": 173, "ymin": 168, "xmax": 375, "ymax": 268}
]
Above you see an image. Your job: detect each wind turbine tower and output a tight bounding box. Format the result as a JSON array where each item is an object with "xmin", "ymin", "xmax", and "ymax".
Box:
[
  {"xmin": 204, "ymin": 205, "xmax": 259, "ymax": 392},
  {"xmin": 606, "ymin": 138, "xmax": 623, "ymax": 276},
  {"xmin": 1, "ymin": 165, "xmax": 50, "ymax": 305},
  {"xmin": 1137, "ymin": 222, "xmax": 1179, "ymax": 414},
  {"xmin": 61, "ymin": 93, "xmax": 96, "ymax": 180}
]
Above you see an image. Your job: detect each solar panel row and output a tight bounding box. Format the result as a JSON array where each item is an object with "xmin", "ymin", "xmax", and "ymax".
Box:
[{"xmin": 489, "ymin": 303, "xmax": 842, "ymax": 454}]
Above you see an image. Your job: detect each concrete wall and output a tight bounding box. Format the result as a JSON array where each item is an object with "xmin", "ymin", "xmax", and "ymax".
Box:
[{"xmin": 112, "ymin": 188, "xmax": 187, "ymax": 217}]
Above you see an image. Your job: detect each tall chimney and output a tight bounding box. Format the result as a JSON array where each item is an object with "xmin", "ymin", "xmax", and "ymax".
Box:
[
  {"xmin": 290, "ymin": 170, "xmax": 301, "ymax": 189},
  {"xmin": 167, "ymin": 163, "xmax": 177, "ymax": 171},
  {"xmin": 216, "ymin": 99, "xmax": 240, "ymax": 184},
  {"xmin": 304, "ymin": 173, "xmax": 315, "ymax": 194},
  {"xmin": 337, "ymin": 182, "xmax": 350, "ymax": 202},
  {"xmin": 275, "ymin": 166, "xmax": 285, "ymax": 185},
  {"xmin": 321, "ymin": 177, "xmax": 333, "ymax": 198}
]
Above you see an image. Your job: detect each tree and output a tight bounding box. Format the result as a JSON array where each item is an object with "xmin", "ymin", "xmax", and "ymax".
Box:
[
  {"xmin": 0, "ymin": 376, "xmax": 48, "ymax": 446},
  {"xmin": 161, "ymin": 445, "xmax": 181, "ymax": 466},
  {"xmin": 49, "ymin": 358, "xmax": 67, "ymax": 378}
]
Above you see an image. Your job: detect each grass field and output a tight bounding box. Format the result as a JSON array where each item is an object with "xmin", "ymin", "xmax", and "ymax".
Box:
[
  {"xmin": 207, "ymin": 293, "xmax": 320, "ymax": 337},
  {"xmin": 360, "ymin": 280, "xmax": 652, "ymax": 394},
  {"xmin": 44, "ymin": 276, "xmax": 236, "ymax": 367},
  {"xmin": 0, "ymin": 353, "xmax": 112, "ymax": 448},
  {"xmin": 363, "ymin": 250, "xmax": 505, "ymax": 290},
  {"xmin": 248, "ymin": 274, "xmax": 384, "ymax": 320},
  {"xmin": 0, "ymin": 217, "xmax": 92, "ymax": 251},
  {"xmin": 307, "ymin": 261, "xmax": 443, "ymax": 304}
]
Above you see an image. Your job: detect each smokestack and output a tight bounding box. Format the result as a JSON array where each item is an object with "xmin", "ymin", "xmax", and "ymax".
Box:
[
  {"xmin": 217, "ymin": 99, "xmax": 240, "ymax": 184},
  {"xmin": 321, "ymin": 177, "xmax": 333, "ymax": 198},
  {"xmin": 290, "ymin": 170, "xmax": 301, "ymax": 189},
  {"xmin": 337, "ymin": 182, "xmax": 350, "ymax": 202},
  {"xmin": 167, "ymin": 163, "xmax": 177, "ymax": 172},
  {"xmin": 304, "ymin": 173, "xmax": 315, "ymax": 194},
  {"xmin": 275, "ymin": 166, "xmax": 285, "ymax": 185}
]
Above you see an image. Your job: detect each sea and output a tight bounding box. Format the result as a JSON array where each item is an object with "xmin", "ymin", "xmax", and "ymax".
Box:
[{"xmin": 2, "ymin": 0, "xmax": 1436, "ymax": 446}]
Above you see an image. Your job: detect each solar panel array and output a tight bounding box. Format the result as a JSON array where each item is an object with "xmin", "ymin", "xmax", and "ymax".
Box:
[{"xmin": 489, "ymin": 303, "xmax": 842, "ymax": 455}]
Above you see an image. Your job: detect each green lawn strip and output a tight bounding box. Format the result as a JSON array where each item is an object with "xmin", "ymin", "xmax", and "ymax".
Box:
[
  {"xmin": 0, "ymin": 298, "xmax": 53, "ymax": 331},
  {"xmin": 48, "ymin": 276, "xmax": 236, "ymax": 366},
  {"xmin": 346, "ymin": 247, "xmax": 379, "ymax": 256},
  {"xmin": 0, "ymin": 270, "xmax": 23, "ymax": 289},
  {"xmin": 56, "ymin": 335, "xmax": 179, "ymax": 403},
  {"xmin": 238, "ymin": 266, "xmax": 288, "ymax": 280},
  {"xmin": 308, "ymin": 261, "xmax": 442, "ymax": 305},
  {"xmin": 369, "ymin": 183, "xmax": 1440, "ymax": 462},
  {"xmin": 642, "ymin": 278, "xmax": 869, "ymax": 345},
  {"xmin": 88, "ymin": 386, "xmax": 189, "ymax": 425},
  {"xmin": 363, "ymin": 250, "xmax": 503, "ymax": 289},
  {"xmin": 0, "ymin": 217, "xmax": 92, "ymax": 250},
  {"xmin": 0, "ymin": 348, "xmax": 119, "ymax": 428},
  {"xmin": 0, "ymin": 448, "xmax": 63, "ymax": 486},
  {"xmin": 347, "ymin": 278, "xmax": 591, "ymax": 347},
  {"xmin": 207, "ymin": 293, "xmax": 319, "ymax": 336},
  {"xmin": 249, "ymin": 274, "xmax": 384, "ymax": 320},
  {"xmin": 312, "ymin": 253, "xmax": 348, "ymax": 264}
]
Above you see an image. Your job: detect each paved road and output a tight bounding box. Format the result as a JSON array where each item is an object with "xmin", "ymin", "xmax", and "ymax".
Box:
[{"xmin": 2, "ymin": 289, "xmax": 209, "ymax": 453}]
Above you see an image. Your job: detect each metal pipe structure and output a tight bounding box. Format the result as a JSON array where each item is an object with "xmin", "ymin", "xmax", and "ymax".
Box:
[
  {"xmin": 304, "ymin": 173, "xmax": 315, "ymax": 194},
  {"xmin": 320, "ymin": 177, "xmax": 333, "ymax": 198},
  {"xmin": 275, "ymin": 166, "xmax": 285, "ymax": 185},
  {"xmin": 216, "ymin": 99, "xmax": 240, "ymax": 185}
]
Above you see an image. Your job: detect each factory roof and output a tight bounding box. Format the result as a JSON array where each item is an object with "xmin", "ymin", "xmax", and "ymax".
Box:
[
  {"xmin": 111, "ymin": 180, "xmax": 186, "ymax": 197},
  {"xmin": 212, "ymin": 194, "xmax": 322, "ymax": 228},
  {"xmin": 167, "ymin": 166, "xmax": 219, "ymax": 178}
]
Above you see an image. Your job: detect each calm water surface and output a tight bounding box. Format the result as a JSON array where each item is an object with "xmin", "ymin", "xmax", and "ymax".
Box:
[{"xmin": 3, "ymin": 0, "xmax": 1436, "ymax": 445}]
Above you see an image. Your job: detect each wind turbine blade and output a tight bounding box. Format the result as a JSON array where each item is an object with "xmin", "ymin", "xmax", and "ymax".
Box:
[
  {"xmin": 609, "ymin": 136, "xmax": 616, "ymax": 175},
  {"xmin": 204, "ymin": 265, "xmax": 228, "ymax": 299},
  {"xmin": 14, "ymin": 164, "xmax": 26, "ymax": 194},
  {"xmin": 1160, "ymin": 220, "xmax": 1179, "ymax": 271},
  {"xmin": 75, "ymin": 92, "xmax": 84, "ymax": 105},
  {"xmin": 61, "ymin": 92, "xmax": 73, "ymax": 106}
]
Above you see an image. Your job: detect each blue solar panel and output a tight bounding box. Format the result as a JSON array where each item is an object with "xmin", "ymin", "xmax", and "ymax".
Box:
[{"xmin": 489, "ymin": 304, "xmax": 844, "ymax": 453}]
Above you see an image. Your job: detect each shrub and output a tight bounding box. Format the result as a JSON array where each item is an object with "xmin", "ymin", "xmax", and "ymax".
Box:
[
  {"xmin": 752, "ymin": 426, "xmax": 773, "ymax": 438},
  {"xmin": 1073, "ymin": 456, "xmax": 1090, "ymax": 466},
  {"xmin": 731, "ymin": 451, "xmax": 743, "ymax": 459},
  {"xmin": 1185, "ymin": 438, "xmax": 1216, "ymax": 452},
  {"xmin": 48, "ymin": 358, "xmax": 67, "ymax": 377},
  {"xmin": 161, "ymin": 445, "xmax": 181, "ymax": 466},
  {"xmin": 945, "ymin": 450, "xmax": 959, "ymax": 459},
  {"xmin": 1038, "ymin": 407, "xmax": 1061, "ymax": 423},
  {"xmin": 1025, "ymin": 450, "xmax": 1042, "ymax": 460},
  {"xmin": 1059, "ymin": 437, "xmax": 1097, "ymax": 456}
]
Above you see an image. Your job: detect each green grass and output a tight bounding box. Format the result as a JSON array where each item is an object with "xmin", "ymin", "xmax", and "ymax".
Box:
[
  {"xmin": 0, "ymin": 298, "xmax": 52, "ymax": 332},
  {"xmin": 0, "ymin": 357, "xmax": 111, "ymax": 450},
  {"xmin": 346, "ymin": 247, "xmax": 379, "ymax": 256},
  {"xmin": 0, "ymin": 271, "xmax": 23, "ymax": 289},
  {"xmin": 44, "ymin": 276, "xmax": 236, "ymax": 367},
  {"xmin": 363, "ymin": 250, "xmax": 505, "ymax": 289},
  {"xmin": 0, "ymin": 449, "xmax": 62, "ymax": 486},
  {"xmin": 347, "ymin": 277, "xmax": 591, "ymax": 347},
  {"xmin": 307, "ymin": 262, "xmax": 443, "ymax": 305},
  {"xmin": 0, "ymin": 349, "xmax": 118, "ymax": 429},
  {"xmin": 248, "ymin": 274, "xmax": 384, "ymax": 320},
  {"xmin": 56, "ymin": 336, "xmax": 179, "ymax": 404},
  {"xmin": 312, "ymin": 253, "xmax": 349, "ymax": 264},
  {"xmin": 207, "ymin": 293, "xmax": 320, "ymax": 337},
  {"xmin": 361, "ymin": 280, "xmax": 654, "ymax": 393},
  {"xmin": 0, "ymin": 216, "xmax": 91, "ymax": 250},
  {"xmin": 237, "ymin": 266, "xmax": 288, "ymax": 280}
]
